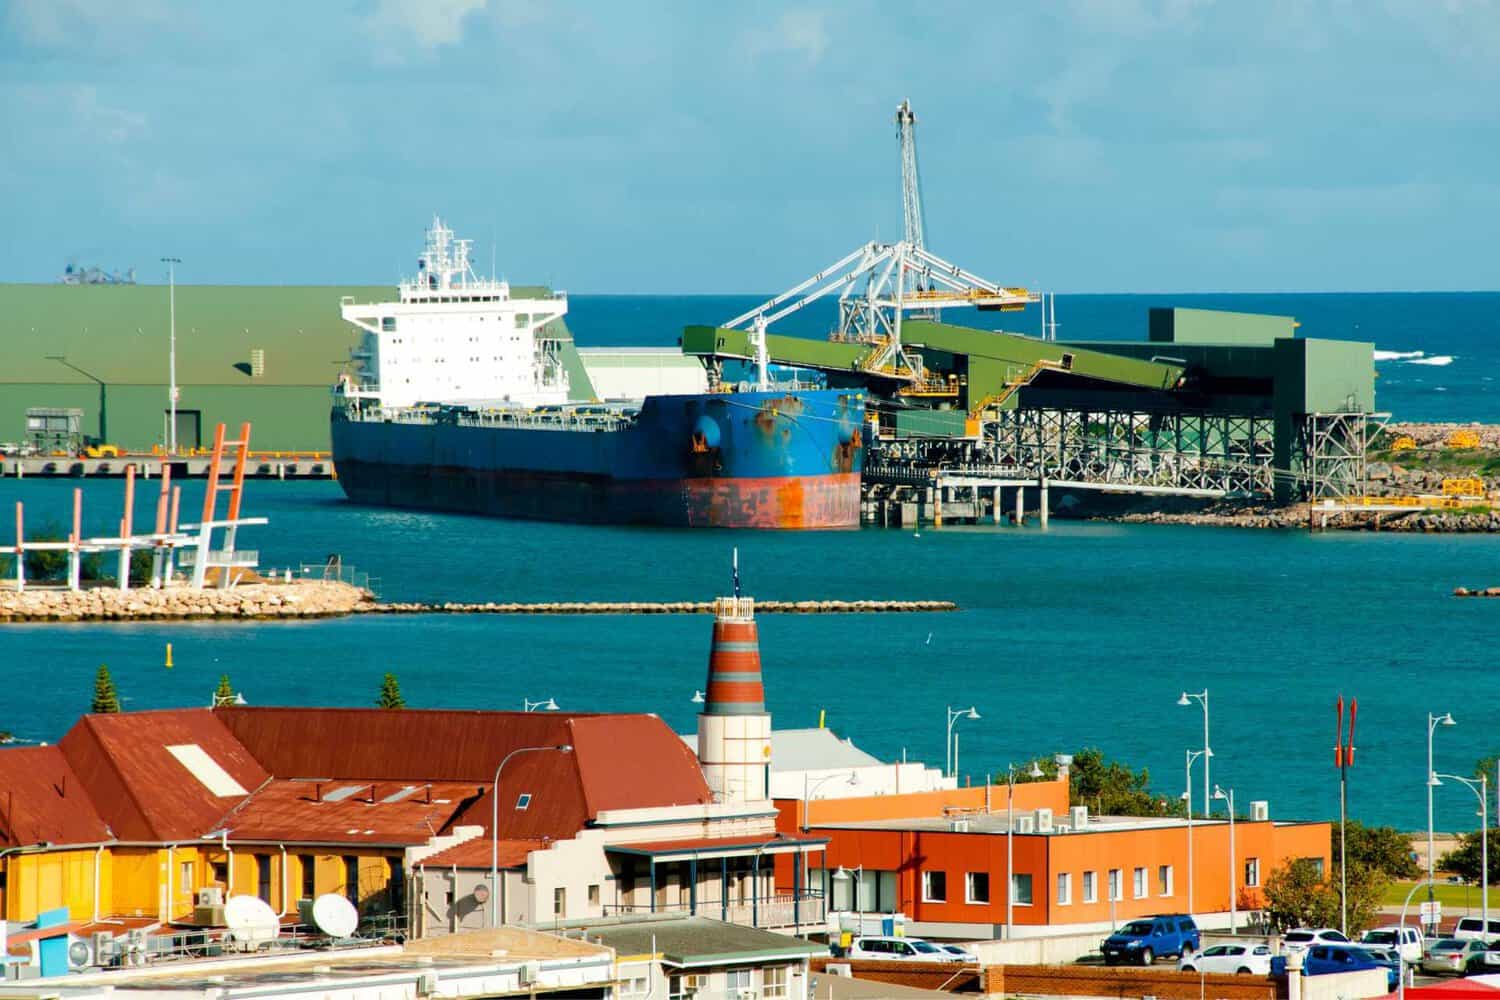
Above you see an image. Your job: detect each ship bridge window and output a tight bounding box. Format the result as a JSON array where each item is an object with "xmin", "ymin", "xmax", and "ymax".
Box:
[
  {"xmin": 515, "ymin": 314, "xmax": 529, "ymax": 327},
  {"xmin": 381, "ymin": 317, "xmax": 397, "ymax": 332}
]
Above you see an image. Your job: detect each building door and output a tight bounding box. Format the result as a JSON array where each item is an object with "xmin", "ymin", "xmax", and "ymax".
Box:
[
  {"xmin": 255, "ymin": 855, "xmax": 272, "ymax": 905},
  {"xmin": 166, "ymin": 409, "xmax": 202, "ymax": 451}
]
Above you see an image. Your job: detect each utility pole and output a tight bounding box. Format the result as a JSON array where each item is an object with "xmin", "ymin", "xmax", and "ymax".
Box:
[
  {"xmin": 162, "ymin": 257, "xmax": 182, "ymax": 455},
  {"xmin": 1335, "ymin": 696, "xmax": 1358, "ymax": 936}
]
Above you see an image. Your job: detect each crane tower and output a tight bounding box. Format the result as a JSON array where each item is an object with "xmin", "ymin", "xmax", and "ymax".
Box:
[{"xmin": 896, "ymin": 99, "xmax": 926, "ymax": 251}]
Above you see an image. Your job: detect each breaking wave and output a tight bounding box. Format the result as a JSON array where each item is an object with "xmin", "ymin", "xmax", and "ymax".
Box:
[
  {"xmin": 1374, "ymin": 349, "xmax": 1426, "ymax": 361},
  {"xmin": 1407, "ymin": 355, "xmax": 1455, "ymax": 366}
]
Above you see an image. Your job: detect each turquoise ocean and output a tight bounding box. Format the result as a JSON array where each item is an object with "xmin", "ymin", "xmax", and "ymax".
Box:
[{"xmin": 3, "ymin": 292, "xmax": 1498, "ymax": 832}]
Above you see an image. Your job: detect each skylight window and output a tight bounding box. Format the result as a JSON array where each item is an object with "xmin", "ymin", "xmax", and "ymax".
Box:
[
  {"xmin": 515, "ymin": 793, "xmax": 532, "ymax": 811},
  {"xmin": 165, "ymin": 744, "xmax": 248, "ymax": 797}
]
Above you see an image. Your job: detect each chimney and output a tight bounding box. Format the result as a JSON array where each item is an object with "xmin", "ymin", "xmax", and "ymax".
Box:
[{"xmin": 696, "ymin": 594, "xmax": 772, "ymax": 803}]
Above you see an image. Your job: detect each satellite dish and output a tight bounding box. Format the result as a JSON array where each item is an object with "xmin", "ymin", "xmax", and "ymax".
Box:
[
  {"xmin": 311, "ymin": 893, "xmax": 359, "ymax": 939},
  {"xmin": 223, "ymin": 895, "xmax": 280, "ymax": 948}
]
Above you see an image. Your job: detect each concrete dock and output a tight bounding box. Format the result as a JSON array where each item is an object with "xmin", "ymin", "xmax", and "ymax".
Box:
[{"xmin": 2, "ymin": 455, "xmax": 335, "ymax": 479}]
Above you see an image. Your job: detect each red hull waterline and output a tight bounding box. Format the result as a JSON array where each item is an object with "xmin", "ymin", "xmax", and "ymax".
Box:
[{"xmin": 334, "ymin": 461, "xmax": 863, "ymax": 529}]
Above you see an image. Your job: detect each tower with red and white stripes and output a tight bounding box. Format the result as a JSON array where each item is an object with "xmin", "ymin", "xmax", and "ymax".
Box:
[{"xmin": 697, "ymin": 590, "xmax": 772, "ymax": 803}]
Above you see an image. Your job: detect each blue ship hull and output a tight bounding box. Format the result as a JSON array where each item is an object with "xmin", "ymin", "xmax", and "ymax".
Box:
[{"xmin": 330, "ymin": 389, "xmax": 865, "ymax": 528}]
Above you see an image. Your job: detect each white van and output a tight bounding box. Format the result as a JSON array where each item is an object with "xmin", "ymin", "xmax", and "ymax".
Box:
[
  {"xmin": 846, "ymin": 937, "xmax": 956, "ymax": 962},
  {"xmin": 1358, "ymin": 925, "xmax": 1423, "ymax": 962},
  {"xmin": 1454, "ymin": 917, "xmax": 1500, "ymax": 942}
]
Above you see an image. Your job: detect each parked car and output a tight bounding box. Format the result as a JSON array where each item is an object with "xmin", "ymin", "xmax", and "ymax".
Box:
[
  {"xmin": 1178, "ymin": 943, "xmax": 1274, "ymax": 975},
  {"xmin": 1481, "ymin": 941, "xmax": 1500, "ymax": 970},
  {"xmin": 1358, "ymin": 926, "xmax": 1424, "ymax": 963},
  {"xmin": 1303, "ymin": 944, "xmax": 1398, "ymax": 991},
  {"xmin": 937, "ymin": 944, "xmax": 978, "ymax": 963},
  {"xmin": 1101, "ymin": 915, "xmax": 1200, "ymax": 966},
  {"xmin": 846, "ymin": 937, "xmax": 955, "ymax": 962},
  {"xmin": 1422, "ymin": 938, "xmax": 1490, "ymax": 975},
  {"xmin": 1282, "ymin": 928, "xmax": 1350, "ymax": 956},
  {"xmin": 1454, "ymin": 917, "xmax": 1500, "ymax": 942}
]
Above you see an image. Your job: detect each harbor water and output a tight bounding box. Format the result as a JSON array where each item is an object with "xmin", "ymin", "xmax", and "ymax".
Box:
[
  {"xmin": 1, "ymin": 475, "xmax": 1495, "ymax": 833},
  {"xmin": 4, "ymin": 291, "xmax": 1500, "ymax": 832}
]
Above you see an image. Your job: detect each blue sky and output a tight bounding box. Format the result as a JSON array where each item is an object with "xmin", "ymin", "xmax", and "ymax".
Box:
[{"xmin": 3, "ymin": 0, "xmax": 1498, "ymax": 292}]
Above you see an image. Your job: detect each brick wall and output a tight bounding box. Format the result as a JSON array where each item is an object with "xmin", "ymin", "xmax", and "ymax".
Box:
[{"xmin": 810, "ymin": 958, "xmax": 984, "ymax": 993}]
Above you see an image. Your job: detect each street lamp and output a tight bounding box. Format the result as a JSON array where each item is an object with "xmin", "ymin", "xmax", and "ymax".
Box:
[
  {"xmin": 1427, "ymin": 711, "xmax": 1456, "ymax": 930},
  {"xmin": 946, "ymin": 705, "xmax": 979, "ymax": 780},
  {"xmin": 751, "ymin": 832, "xmax": 790, "ymax": 928},
  {"xmin": 161, "ymin": 257, "xmax": 181, "ymax": 455},
  {"xmin": 1213, "ymin": 785, "xmax": 1237, "ymax": 933},
  {"xmin": 1433, "ymin": 771, "xmax": 1488, "ymax": 947},
  {"xmin": 522, "ymin": 697, "xmax": 559, "ymax": 712},
  {"xmin": 802, "ymin": 771, "xmax": 860, "ymax": 832},
  {"xmin": 1005, "ymin": 760, "xmax": 1044, "ymax": 940},
  {"xmin": 1178, "ymin": 691, "xmax": 1212, "ymax": 816},
  {"xmin": 1184, "ymin": 748, "xmax": 1209, "ymax": 917},
  {"xmin": 45, "ymin": 355, "xmax": 107, "ymax": 444},
  {"xmin": 490, "ymin": 743, "xmax": 572, "ymax": 927},
  {"xmin": 832, "ymin": 864, "xmax": 864, "ymax": 933},
  {"xmin": 690, "ymin": 690, "xmax": 706, "ymax": 704}
]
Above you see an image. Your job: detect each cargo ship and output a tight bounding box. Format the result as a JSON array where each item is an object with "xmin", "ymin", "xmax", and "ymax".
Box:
[{"xmin": 329, "ymin": 219, "xmax": 864, "ymax": 528}]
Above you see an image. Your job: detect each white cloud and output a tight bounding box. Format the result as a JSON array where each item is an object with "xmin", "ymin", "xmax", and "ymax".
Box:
[
  {"xmin": 13, "ymin": 84, "xmax": 148, "ymax": 147},
  {"xmin": 364, "ymin": 0, "xmax": 490, "ymax": 52},
  {"xmin": 743, "ymin": 9, "xmax": 829, "ymax": 64}
]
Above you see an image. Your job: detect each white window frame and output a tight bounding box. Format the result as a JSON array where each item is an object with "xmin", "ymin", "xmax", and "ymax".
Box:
[
  {"xmin": 1133, "ymin": 866, "xmax": 1147, "ymax": 899},
  {"xmin": 965, "ymin": 871, "xmax": 990, "ymax": 904},
  {"xmin": 1011, "ymin": 872, "xmax": 1033, "ymax": 906},
  {"xmin": 922, "ymin": 870, "xmax": 947, "ymax": 903},
  {"xmin": 1107, "ymin": 868, "xmax": 1122, "ymax": 902},
  {"xmin": 1158, "ymin": 864, "xmax": 1174, "ymax": 897},
  {"xmin": 726, "ymin": 969, "xmax": 752, "ymax": 992},
  {"xmin": 1245, "ymin": 857, "xmax": 1261, "ymax": 887},
  {"xmin": 763, "ymin": 966, "xmax": 789, "ymax": 1000},
  {"xmin": 1082, "ymin": 870, "xmax": 1097, "ymax": 903},
  {"xmin": 1057, "ymin": 871, "xmax": 1072, "ymax": 906}
]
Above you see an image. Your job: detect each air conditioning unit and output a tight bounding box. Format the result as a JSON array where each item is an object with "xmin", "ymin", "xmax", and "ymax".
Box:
[
  {"xmin": 67, "ymin": 936, "xmax": 99, "ymax": 971},
  {"xmin": 518, "ymin": 960, "xmax": 542, "ymax": 985},
  {"xmin": 1035, "ymin": 808, "xmax": 1054, "ymax": 833},
  {"xmin": 197, "ymin": 887, "xmax": 225, "ymax": 907},
  {"xmin": 1250, "ymin": 801, "xmax": 1269, "ymax": 822},
  {"xmin": 950, "ymin": 819, "xmax": 970, "ymax": 833},
  {"xmin": 1070, "ymin": 805, "xmax": 1089, "ymax": 830},
  {"xmin": 123, "ymin": 929, "xmax": 149, "ymax": 967},
  {"xmin": 828, "ymin": 963, "xmax": 853, "ymax": 977},
  {"xmin": 1016, "ymin": 815, "xmax": 1036, "ymax": 834}
]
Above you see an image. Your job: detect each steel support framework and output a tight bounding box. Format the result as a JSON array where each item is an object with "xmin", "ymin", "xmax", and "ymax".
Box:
[
  {"xmin": 868, "ymin": 406, "xmax": 1278, "ymax": 498},
  {"xmin": 1296, "ymin": 412, "xmax": 1379, "ymax": 501}
]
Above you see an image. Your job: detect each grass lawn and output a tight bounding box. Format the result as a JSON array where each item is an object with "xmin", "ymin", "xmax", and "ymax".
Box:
[{"xmin": 1383, "ymin": 880, "xmax": 1500, "ymax": 908}]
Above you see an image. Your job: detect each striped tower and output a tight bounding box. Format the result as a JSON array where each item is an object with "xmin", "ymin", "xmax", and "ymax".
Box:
[{"xmin": 697, "ymin": 595, "xmax": 772, "ymax": 803}]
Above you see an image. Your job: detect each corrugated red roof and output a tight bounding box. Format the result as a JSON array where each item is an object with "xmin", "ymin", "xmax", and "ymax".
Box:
[
  {"xmin": 58, "ymin": 709, "xmax": 267, "ymax": 841},
  {"xmin": 216, "ymin": 708, "xmax": 710, "ymax": 841},
  {"xmin": 0, "ymin": 746, "xmax": 111, "ymax": 847},
  {"xmin": 218, "ymin": 779, "xmax": 483, "ymax": 845},
  {"xmin": 421, "ymin": 837, "xmax": 539, "ymax": 870}
]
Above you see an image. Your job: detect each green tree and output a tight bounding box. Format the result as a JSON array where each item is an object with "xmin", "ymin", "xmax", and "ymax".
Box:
[
  {"xmin": 1335, "ymin": 821, "xmax": 1419, "ymax": 879},
  {"xmin": 91, "ymin": 665, "xmax": 121, "ymax": 714},
  {"xmin": 1263, "ymin": 858, "xmax": 1387, "ymax": 935},
  {"xmin": 376, "ymin": 673, "xmax": 406, "ymax": 710},
  {"xmin": 1439, "ymin": 830, "xmax": 1500, "ymax": 883},
  {"xmin": 1003, "ymin": 748, "xmax": 1183, "ymax": 817},
  {"xmin": 1475, "ymin": 755, "xmax": 1499, "ymax": 782},
  {"xmin": 213, "ymin": 674, "xmax": 235, "ymax": 706}
]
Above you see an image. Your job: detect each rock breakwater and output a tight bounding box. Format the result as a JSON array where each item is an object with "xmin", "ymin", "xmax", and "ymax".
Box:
[
  {"xmin": 365, "ymin": 599, "xmax": 958, "ymax": 615},
  {"xmin": 0, "ymin": 580, "xmax": 374, "ymax": 623}
]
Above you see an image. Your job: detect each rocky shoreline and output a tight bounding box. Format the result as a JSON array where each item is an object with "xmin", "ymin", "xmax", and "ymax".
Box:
[
  {"xmin": 0, "ymin": 585, "xmax": 957, "ymax": 623},
  {"xmin": 1096, "ymin": 505, "xmax": 1500, "ymax": 532}
]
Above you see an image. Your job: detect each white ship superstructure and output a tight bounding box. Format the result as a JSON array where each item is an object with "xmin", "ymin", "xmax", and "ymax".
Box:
[{"xmin": 339, "ymin": 217, "xmax": 569, "ymax": 409}]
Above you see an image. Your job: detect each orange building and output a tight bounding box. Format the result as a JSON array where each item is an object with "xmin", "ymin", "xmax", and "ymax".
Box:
[{"xmin": 774, "ymin": 781, "xmax": 1330, "ymax": 939}]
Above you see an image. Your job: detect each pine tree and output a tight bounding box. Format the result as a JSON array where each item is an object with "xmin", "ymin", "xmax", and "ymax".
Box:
[
  {"xmin": 376, "ymin": 673, "xmax": 406, "ymax": 710},
  {"xmin": 91, "ymin": 665, "xmax": 121, "ymax": 714},
  {"xmin": 214, "ymin": 674, "xmax": 234, "ymax": 705}
]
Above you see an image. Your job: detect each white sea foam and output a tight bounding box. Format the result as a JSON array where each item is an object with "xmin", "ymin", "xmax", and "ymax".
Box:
[
  {"xmin": 1407, "ymin": 355, "xmax": 1455, "ymax": 366},
  {"xmin": 1374, "ymin": 349, "xmax": 1425, "ymax": 361}
]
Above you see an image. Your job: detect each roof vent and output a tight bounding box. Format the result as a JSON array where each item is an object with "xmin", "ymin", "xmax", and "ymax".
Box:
[{"xmin": 250, "ymin": 349, "xmax": 265, "ymax": 378}]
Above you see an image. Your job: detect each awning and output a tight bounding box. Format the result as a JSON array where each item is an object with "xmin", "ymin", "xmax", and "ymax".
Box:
[{"xmin": 606, "ymin": 834, "xmax": 828, "ymax": 862}]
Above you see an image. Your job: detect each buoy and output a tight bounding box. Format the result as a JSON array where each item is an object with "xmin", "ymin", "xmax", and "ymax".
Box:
[{"xmin": 165, "ymin": 642, "xmax": 174, "ymax": 669}]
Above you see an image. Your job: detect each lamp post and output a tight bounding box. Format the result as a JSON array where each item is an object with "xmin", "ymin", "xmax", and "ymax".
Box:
[
  {"xmin": 802, "ymin": 771, "xmax": 859, "ymax": 833},
  {"xmin": 1433, "ymin": 771, "xmax": 1488, "ymax": 948},
  {"xmin": 690, "ymin": 690, "xmax": 706, "ymax": 704},
  {"xmin": 1005, "ymin": 760, "xmax": 1044, "ymax": 940},
  {"xmin": 1213, "ymin": 785, "xmax": 1237, "ymax": 933},
  {"xmin": 750, "ymin": 832, "xmax": 790, "ymax": 928},
  {"xmin": 45, "ymin": 355, "xmax": 107, "ymax": 445},
  {"xmin": 1397, "ymin": 879, "xmax": 1442, "ymax": 1000},
  {"xmin": 1178, "ymin": 691, "xmax": 1212, "ymax": 816},
  {"xmin": 161, "ymin": 257, "xmax": 181, "ymax": 455},
  {"xmin": 1427, "ymin": 711, "xmax": 1455, "ymax": 931},
  {"xmin": 491, "ymin": 743, "xmax": 572, "ymax": 927},
  {"xmin": 833, "ymin": 864, "xmax": 864, "ymax": 935},
  {"xmin": 946, "ymin": 705, "xmax": 979, "ymax": 780},
  {"xmin": 522, "ymin": 697, "xmax": 559, "ymax": 712},
  {"xmin": 1185, "ymin": 748, "xmax": 1208, "ymax": 917}
]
